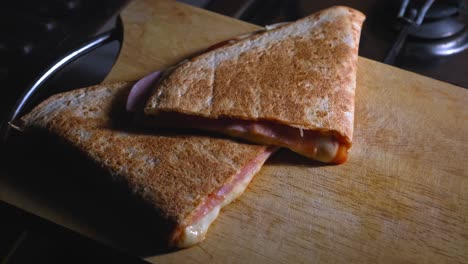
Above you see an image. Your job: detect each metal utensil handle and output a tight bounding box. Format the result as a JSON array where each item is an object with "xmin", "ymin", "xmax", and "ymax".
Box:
[
  {"xmin": 384, "ymin": 0, "xmax": 435, "ymax": 65},
  {"xmin": 1, "ymin": 29, "xmax": 116, "ymax": 142},
  {"xmin": 384, "ymin": 23, "xmax": 411, "ymax": 64}
]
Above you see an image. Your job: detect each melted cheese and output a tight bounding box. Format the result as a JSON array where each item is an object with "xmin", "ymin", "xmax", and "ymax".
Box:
[
  {"xmin": 177, "ymin": 206, "xmax": 220, "ymax": 248},
  {"xmin": 176, "ymin": 156, "xmax": 265, "ymax": 248},
  {"xmin": 314, "ymin": 136, "xmax": 339, "ymax": 162}
]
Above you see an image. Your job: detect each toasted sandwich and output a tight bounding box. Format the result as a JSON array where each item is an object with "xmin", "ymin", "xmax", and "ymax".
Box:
[
  {"xmin": 143, "ymin": 6, "xmax": 365, "ymax": 164},
  {"xmin": 17, "ymin": 82, "xmax": 275, "ymax": 248}
]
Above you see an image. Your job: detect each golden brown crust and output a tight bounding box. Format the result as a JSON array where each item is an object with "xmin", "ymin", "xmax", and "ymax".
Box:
[
  {"xmin": 145, "ymin": 6, "xmax": 365, "ymax": 146},
  {"xmin": 20, "ymin": 82, "xmax": 268, "ymax": 231}
]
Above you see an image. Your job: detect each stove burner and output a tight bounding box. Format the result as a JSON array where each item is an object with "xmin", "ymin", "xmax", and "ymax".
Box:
[
  {"xmin": 425, "ymin": 1, "xmax": 461, "ymax": 18},
  {"xmin": 405, "ymin": 27, "xmax": 468, "ymax": 58},
  {"xmin": 385, "ymin": 0, "xmax": 468, "ymax": 64},
  {"xmin": 408, "ymin": 16, "xmax": 465, "ymax": 39},
  {"xmin": 407, "ymin": 1, "xmax": 466, "ymax": 39},
  {"xmin": 402, "ymin": 0, "xmax": 468, "ymax": 58},
  {"xmin": 383, "ymin": 0, "xmax": 435, "ymax": 64}
]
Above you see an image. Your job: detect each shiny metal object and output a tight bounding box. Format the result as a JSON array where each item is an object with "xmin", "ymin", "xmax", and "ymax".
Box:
[
  {"xmin": 9, "ymin": 32, "xmax": 112, "ymax": 121},
  {"xmin": 1, "ymin": 27, "xmax": 118, "ymax": 142},
  {"xmin": 407, "ymin": 17, "xmax": 465, "ymax": 39},
  {"xmin": 384, "ymin": 0, "xmax": 436, "ymax": 64},
  {"xmin": 397, "ymin": 0, "xmax": 435, "ymax": 25},
  {"xmin": 405, "ymin": 28, "xmax": 468, "ymax": 57}
]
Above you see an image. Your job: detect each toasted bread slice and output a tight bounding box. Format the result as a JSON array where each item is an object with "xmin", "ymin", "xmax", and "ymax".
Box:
[
  {"xmin": 144, "ymin": 6, "xmax": 365, "ymax": 163},
  {"xmin": 19, "ymin": 82, "xmax": 274, "ymax": 248}
]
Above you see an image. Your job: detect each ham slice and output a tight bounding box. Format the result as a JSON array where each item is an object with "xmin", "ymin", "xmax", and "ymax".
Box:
[
  {"xmin": 126, "ymin": 71, "xmax": 162, "ymax": 112},
  {"xmin": 126, "ymin": 81, "xmax": 276, "ymax": 248},
  {"xmin": 173, "ymin": 146, "xmax": 276, "ymax": 248},
  {"xmin": 128, "ymin": 72, "xmax": 348, "ymax": 164},
  {"xmin": 129, "ymin": 18, "xmax": 352, "ymax": 165},
  {"xmin": 148, "ymin": 112, "xmax": 349, "ymax": 164}
]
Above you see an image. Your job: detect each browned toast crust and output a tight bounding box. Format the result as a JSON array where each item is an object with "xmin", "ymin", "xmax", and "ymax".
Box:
[
  {"xmin": 20, "ymin": 82, "xmax": 269, "ymax": 231},
  {"xmin": 145, "ymin": 6, "xmax": 365, "ymax": 146}
]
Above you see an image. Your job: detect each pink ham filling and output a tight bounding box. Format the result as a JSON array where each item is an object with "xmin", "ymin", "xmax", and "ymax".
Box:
[
  {"xmin": 126, "ymin": 71, "xmax": 162, "ymax": 112},
  {"xmin": 171, "ymin": 146, "xmax": 275, "ymax": 245},
  {"xmin": 128, "ymin": 70, "xmax": 347, "ymax": 166},
  {"xmin": 126, "ymin": 80, "xmax": 276, "ymax": 245},
  {"xmin": 187, "ymin": 146, "xmax": 276, "ymax": 224},
  {"xmin": 150, "ymin": 112, "xmax": 349, "ymax": 164},
  {"xmin": 128, "ymin": 70, "xmax": 348, "ymax": 164}
]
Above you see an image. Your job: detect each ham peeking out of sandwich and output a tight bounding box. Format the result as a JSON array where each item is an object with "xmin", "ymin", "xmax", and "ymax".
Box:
[
  {"xmin": 20, "ymin": 80, "xmax": 276, "ymax": 249},
  {"xmin": 17, "ymin": 5, "xmax": 365, "ymax": 250},
  {"xmin": 130, "ymin": 70, "xmax": 346, "ymax": 164},
  {"xmin": 137, "ymin": 6, "xmax": 365, "ymax": 164},
  {"xmin": 170, "ymin": 146, "xmax": 275, "ymax": 247},
  {"xmin": 127, "ymin": 72, "xmax": 277, "ymax": 247}
]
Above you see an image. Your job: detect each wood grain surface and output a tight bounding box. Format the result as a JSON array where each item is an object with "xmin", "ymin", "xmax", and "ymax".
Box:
[
  {"xmin": 109, "ymin": 1, "xmax": 468, "ymax": 263},
  {"xmin": 1, "ymin": 0, "xmax": 467, "ymax": 263}
]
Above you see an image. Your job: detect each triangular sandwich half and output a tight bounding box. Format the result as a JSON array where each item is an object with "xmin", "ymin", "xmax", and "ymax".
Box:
[
  {"xmin": 144, "ymin": 6, "xmax": 365, "ymax": 164},
  {"xmin": 17, "ymin": 82, "xmax": 275, "ymax": 248}
]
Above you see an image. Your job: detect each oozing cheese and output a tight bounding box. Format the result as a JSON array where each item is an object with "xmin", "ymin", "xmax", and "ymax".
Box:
[
  {"xmin": 178, "ymin": 205, "xmax": 221, "ymax": 248},
  {"xmin": 176, "ymin": 153, "xmax": 267, "ymax": 248}
]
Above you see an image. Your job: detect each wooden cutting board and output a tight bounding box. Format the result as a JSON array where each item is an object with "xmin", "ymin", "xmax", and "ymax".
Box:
[
  {"xmin": 1, "ymin": 0, "xmax": 467, "ymax": 263},
  {"xmin": 106, "ymin": 0, "xmax": 468, "ymax": 263},
  {"xmin": 103, "ymin": 1, "xmax": 468, "ymax": 263}
]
